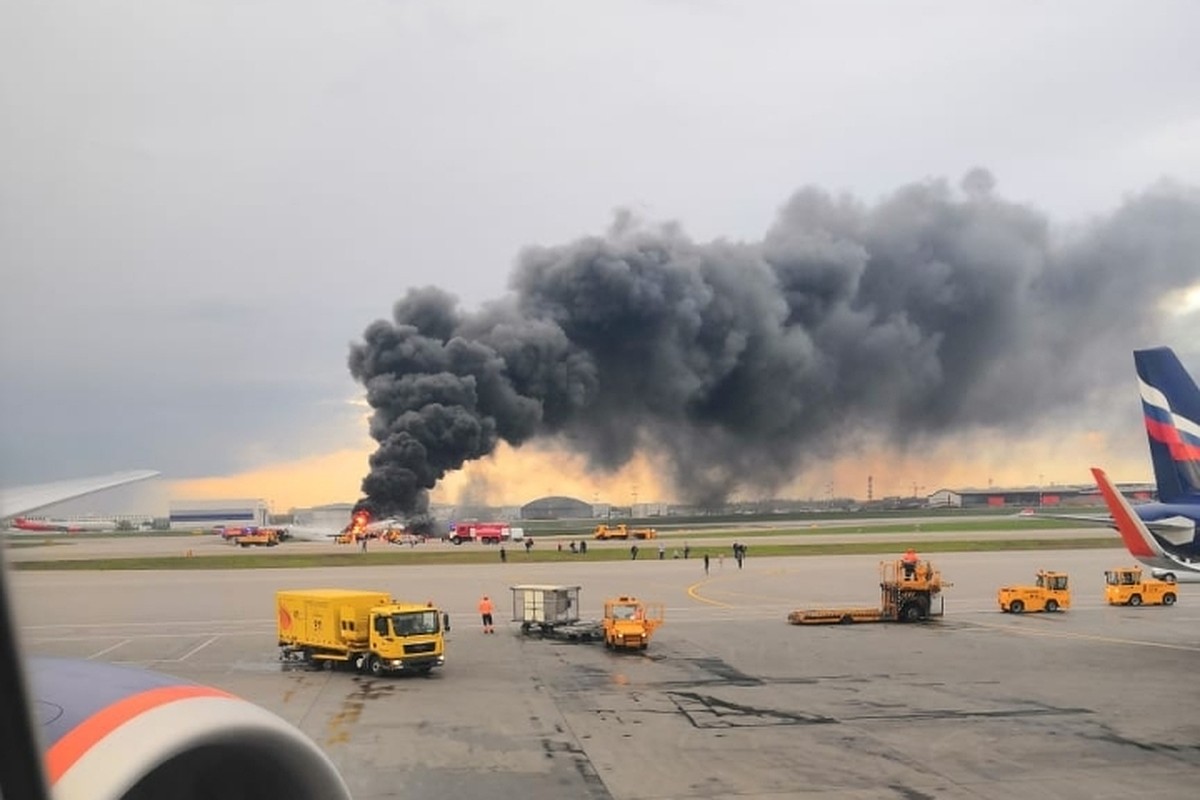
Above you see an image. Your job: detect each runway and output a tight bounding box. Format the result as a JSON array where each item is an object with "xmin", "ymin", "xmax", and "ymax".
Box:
[
  {"xmin": 3, "ymin": 523, "xmax": 1107, "ymax": 562},
  {"xmin": 10, "ymin": 549, "xmax": 1199, "ymax": 799}
]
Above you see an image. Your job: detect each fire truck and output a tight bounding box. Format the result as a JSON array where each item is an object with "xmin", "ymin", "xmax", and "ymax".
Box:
[{"xmin": 448, "ymin": 522, "xmax": 512, "ymax": 545}]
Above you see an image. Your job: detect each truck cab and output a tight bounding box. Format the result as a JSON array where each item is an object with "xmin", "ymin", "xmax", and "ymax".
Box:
[
  {"xmin": 1104, "ymin": 567, "xmax": 1178, "ymax": 607},
  {"xmin": 363, "ymin": 603, "xmax": 447, "ymax": 675},
  {"xmin": 998, "ymin": 570, "xmax": 1070, "ymax": 613}
]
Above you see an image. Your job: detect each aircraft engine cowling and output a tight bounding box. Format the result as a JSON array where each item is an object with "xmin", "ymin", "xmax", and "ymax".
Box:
[{"xmin": 30, "ymin": 657, "xmax": 351, "ymax": 800}]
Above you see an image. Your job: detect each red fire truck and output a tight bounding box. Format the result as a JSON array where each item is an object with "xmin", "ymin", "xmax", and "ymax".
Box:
[{"xmin": 448, "ymin": 522, "xmax": 511, "ymax": 545}]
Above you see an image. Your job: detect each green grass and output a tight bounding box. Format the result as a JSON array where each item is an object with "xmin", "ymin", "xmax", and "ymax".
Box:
[{"xmin": 11, "ymin": 537, "xmax": 1120, "ymax": 571}]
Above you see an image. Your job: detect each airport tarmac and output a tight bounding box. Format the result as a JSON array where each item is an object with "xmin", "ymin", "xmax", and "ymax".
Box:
[{"xmin": 10, "ymin": 549, "xmax": 1200, "ymax": 799}]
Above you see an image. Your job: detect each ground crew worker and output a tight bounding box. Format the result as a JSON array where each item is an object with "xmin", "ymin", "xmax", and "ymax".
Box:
[
  {"xmin": 703, "ymin": 553, "xmax": 710, "ymax": 575},
  {"xmin": 478, "ymin": 595, "xmax": 495, "ymax": 634},
  {"xmin": 658, "ymin": 542, "xmax": 666, "ymax": 560},
  {"xmin": 902, "ymin": 547, "xmax": 919, "ymax": 579}
]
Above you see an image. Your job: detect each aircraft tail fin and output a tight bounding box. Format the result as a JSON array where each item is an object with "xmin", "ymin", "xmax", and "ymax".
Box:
[
  {"xmin": 1134, "ymin": 347, "xmax": 1200, "ymax": 503},
  {"xmin": 1091, "ymin": 467, "xmax": 1165, "ymax": 560}
]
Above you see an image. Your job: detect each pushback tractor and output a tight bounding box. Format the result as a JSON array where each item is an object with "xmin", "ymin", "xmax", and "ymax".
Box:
[
  {"xmin": 1104, "ymin": 566, "xmax": 1178, "ymax": 607},
  {"xmin": 997, "ymin": 571, "xmax": 1070, "ymax": 613}
]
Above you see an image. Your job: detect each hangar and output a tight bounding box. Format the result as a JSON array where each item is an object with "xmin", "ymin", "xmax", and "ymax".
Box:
[{"xmin": 520, "ymin": 496, "xmax": 593, "ymax": 520}]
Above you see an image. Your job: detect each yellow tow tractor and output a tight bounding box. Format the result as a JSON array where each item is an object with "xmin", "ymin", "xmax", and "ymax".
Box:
[
  {"xmin": 603, "ymin": 595, "xmax": 664, "ymax": 650},
  {"xmin": 1104, "ymin": 566, "xmax": 1178, "ymax": 607},
  {"xmin": 788, "ymin": 558, "xmax": 947, "ymax": 624},
  {"xmin": 997, "ymin": 570, "xmax": 1070, "ymax": 613}
]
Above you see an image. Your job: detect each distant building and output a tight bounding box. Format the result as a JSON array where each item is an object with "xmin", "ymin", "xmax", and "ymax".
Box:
[
  {"xmin": 521, "ymin": 496, "xmax": 593, "ymax": 520},
  {"xmin": 169, "ymin": 498, "xmax": 269, "ymax": 530},
  {"xmin": 631, "ymin": 502, "xmax": 669, "ymax": 518},
  {"xmin": 926, "ymin": 483, "xmax": 1156, "ymax": 509}
]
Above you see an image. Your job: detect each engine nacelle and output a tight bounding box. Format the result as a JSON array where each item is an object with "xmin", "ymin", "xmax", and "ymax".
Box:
[{"xmin": 31, "ymin": 658, "xmax": 351, "ymax": 800}]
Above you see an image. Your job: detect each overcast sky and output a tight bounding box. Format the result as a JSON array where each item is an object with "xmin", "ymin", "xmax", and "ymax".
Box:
[{"xmin": 3, "ymin": 1, "xmax": 1199, "ymax": 502}]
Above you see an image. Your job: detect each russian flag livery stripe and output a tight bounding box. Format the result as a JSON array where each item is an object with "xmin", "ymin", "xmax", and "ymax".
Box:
[{"xmin": 46, "ymin": 684, "xmax": 234, "ymax": 784}]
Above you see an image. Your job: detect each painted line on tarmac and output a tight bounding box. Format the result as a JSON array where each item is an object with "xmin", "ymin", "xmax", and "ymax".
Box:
[
  {"xmin": 686, "ymin": 578, "xmax": 735, "ymax": 608},
  {"xmin": 174, "ymin": 636, "xmax": 219, "ymax": 662},
  {"xmin": 962, "ymin": 619, "xmax": 1200, "ymax": 652},
  {"xmin": 28, "ymin": 630, "xmax": 269, "ymax": 644},
  {"xmin": 21, "ymin": 618, "xmax": 272, "ymax": 630},
  {"xmin": 86, "ymin": 639, "xmax": 131, "ymax": 659}
]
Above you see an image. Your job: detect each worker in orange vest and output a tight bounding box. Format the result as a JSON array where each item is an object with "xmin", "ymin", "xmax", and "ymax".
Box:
[
  {"xmin": 478, "ymin": 595, "xmax": 495, "ymax": 634},
  {"xmin": 901, "ymin": 547, "xmax": 919, "ymax": 579}
]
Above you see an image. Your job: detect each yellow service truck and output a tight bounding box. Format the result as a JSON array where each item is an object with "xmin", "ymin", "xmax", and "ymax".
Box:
[{"xmin": 277, "ymin": 589, "xmax": 447, "ymax": 676}]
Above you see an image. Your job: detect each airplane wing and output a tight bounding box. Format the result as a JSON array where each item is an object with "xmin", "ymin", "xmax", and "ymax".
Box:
[
  {"xmin": 0, "ymin": 473, "xmax": 351, "ymax": 800},
  {"xmin": 0, "ymin": 469, "xmax": 160, "ymax": 519},
  {"xmin": 1015, "ymin": 507, "xmax": 1195, "ymax": 537}
]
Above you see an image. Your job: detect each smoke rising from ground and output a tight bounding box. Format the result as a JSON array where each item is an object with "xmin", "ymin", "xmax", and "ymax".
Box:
[{"xmin": 349, "ymin": 171, "xmax": 1200, "ymax": 516}]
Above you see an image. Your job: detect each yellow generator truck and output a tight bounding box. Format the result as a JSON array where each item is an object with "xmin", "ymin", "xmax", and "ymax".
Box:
[
  {"xmin": 603, "ymin": 595, "xmax": 664, "ymax": 650},
  {"xmin": 1104, "ymin": 567, "xmax": 1178, "ymax": 607},
  {"xmin": 788, "ymin": 559, "xmax": 947, "ymax": 624},
  {"xmin": 997, "ymin": 571, "xmax": 1070, "ymax": 613},
  {"xmin": 593, "ymin": 523, "xmax": 658, "ymax": 540},
  {"xmin": 277, "ymin": 589, "xmax": 447, "ymax": 676}
]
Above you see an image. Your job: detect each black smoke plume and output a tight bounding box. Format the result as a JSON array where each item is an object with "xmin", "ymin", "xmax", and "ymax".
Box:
[{"xmin": 349, "ymin": 171, "xmax": 1200, "ymax": 515}]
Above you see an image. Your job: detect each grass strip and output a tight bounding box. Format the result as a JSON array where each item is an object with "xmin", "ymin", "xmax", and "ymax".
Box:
[{"xmin": 11, "ymin": 537, "xmax": 1120, "ymax": 571}]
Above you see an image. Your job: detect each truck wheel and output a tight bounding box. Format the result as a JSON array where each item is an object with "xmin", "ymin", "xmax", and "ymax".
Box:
[
  {"xmin": 899, "ymin": 602, "xmax": 922, "ymax": 623},
  {"xmin": 1009, "ymin": 600, "xmax": 1025, "ymax": 614},
  {"xmin": 1164, "ymin": 593, "xmax": 1177, "ymax": 606},
  {"xmin": 1129, "ymin": 594, "xmax": 1143, "ymax": 607},
  {"xmin": 1045, "ymin": 599, "xmax": 1059, "ymax": 613},
  {"xmin": 353, "ymin": 654, "xmax": 367, "ymax": 672},
  {"xmin": 368, "ymin": 655, "xmax": 384, "ymax": 676}
]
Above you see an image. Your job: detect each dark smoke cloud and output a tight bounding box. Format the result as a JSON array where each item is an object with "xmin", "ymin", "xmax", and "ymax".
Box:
[{"xmin": 349, "ymin": 171, "xmax": 1200, "ymax": 515}]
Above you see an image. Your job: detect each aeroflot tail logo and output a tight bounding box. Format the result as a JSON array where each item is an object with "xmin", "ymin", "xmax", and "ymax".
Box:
[{"xmin": 1139, "ymin": 379, "xmax": 1200, "ymax": 462}]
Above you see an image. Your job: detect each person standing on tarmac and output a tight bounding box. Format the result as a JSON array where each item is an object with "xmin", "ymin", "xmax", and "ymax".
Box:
[
  {"xmin": 478, "ymin": 595, "xmax": 495, "ymax": 634},
  {"xmin": 703, "ymin": 553, "xmax": 710, "ymax": 575},
  {"xmin": 631, "ymin": 544, "xmax": 639, "ymax": 560}
]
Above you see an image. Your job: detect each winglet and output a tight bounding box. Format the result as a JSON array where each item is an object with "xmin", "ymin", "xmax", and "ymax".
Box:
[{"xmin": 1090, "ymin": 467, "xmax": 1162, "ymax": 559}]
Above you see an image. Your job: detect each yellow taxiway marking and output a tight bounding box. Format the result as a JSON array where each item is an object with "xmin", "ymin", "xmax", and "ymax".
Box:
[
  {"xmin": 686, "ymin": 578, "xmax": 736, "ymax": 608},
  {"xmin": 964, "ymin": 619, "xmax": 1200, "ymax": 653}
]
